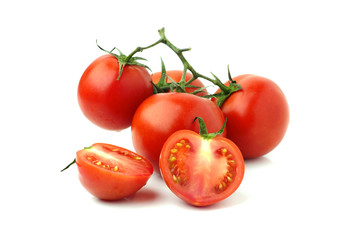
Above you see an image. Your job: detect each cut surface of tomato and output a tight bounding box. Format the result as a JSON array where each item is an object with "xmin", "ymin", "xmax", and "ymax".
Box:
[
  {"xmin": 76, "ymin": 143, "xmax": 153, "ymax": 200},
  {"xmin": 160, "ymin": 130, "xmax": 245, "ymax": 206}
]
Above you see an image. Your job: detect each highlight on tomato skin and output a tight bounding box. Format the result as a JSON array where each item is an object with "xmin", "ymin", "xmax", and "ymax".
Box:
[
  {"xmin": 159, "ymin": 130, "xmax": 245, "ymax": 207},
  {"xmin": 75, "ymin": 143, "xmax": 153, "ymax": 201}
]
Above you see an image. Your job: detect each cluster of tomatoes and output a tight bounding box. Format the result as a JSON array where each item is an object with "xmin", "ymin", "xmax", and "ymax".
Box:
[{"xmin": 65, "ymin": 31, "xmax": 289, "ymax": 207}]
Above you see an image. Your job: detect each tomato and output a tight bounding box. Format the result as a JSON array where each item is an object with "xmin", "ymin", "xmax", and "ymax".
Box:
[
  {"xmin": 151, "ymin": 70, "xmax": 207, "ymax": 96},
  {"xmin": 216, "ymin": 74, "xmax": 289, "ymax": 159},
  {"xmin": 77, "ymin": 54, "xmax": 153, "ymax": 131},
  {"xmin": 75, "ymin": 143, "xmax": 153, "ymax": 200},
  {"xmin": 131, "ymin": 93, "xmax": 226, "ymax": 173},
  {"xmin": 159, "ymin": 126, "xmax": 245, "ymax": 206}
]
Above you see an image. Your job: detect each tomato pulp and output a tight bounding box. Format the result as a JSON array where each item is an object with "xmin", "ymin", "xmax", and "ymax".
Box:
[
  {"xmin": 76, "ymin": 143, "xmax": 153, "ymax": 200},
  {"xmin": 160, "ymin": 130, "xmax": 245, "ymax": 206}
]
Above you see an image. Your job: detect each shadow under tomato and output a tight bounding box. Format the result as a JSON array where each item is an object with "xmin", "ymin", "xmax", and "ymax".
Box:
[
  {"xmin": 95, "ymin": 189, "xmax": 159, "ymax": 205},
  {"xmin": 244, "ymin": 155, "xmax": 274, "ymax": 169}
]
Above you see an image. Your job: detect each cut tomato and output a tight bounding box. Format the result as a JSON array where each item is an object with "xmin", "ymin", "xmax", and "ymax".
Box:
[
  {"xmin": 159, "ymin": 118, "xmax": 244, "ymax": 206},
  {"xmin": 74, "ymin": 143, "xmax": 153, "ymax": 200}
]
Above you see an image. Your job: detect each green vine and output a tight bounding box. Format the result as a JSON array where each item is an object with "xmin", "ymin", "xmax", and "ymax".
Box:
[{"xmin": 98, "ymin": 28, "xmax": 242, "ymax": 107}]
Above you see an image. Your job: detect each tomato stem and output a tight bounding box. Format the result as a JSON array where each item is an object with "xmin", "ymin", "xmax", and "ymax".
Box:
[
  {"xmin": 61, "ymin": 159, "xmax": 76, "ymax": 172},
  {"xmin": 106, "ymin": 28, "xmax": 242, "ymax": 106},
  {"xmin": 193, "ymin": 117, "xmax": 227, "ymax": 140},
  {"xmin": 156, "ymin": 28, "xmax": 242, "ymax": 107}
]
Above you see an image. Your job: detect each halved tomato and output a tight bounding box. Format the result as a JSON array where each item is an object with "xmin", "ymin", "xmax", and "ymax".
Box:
[
  {"xmin": 74, "ymin": 143, "xmax": 153, "ymax": 200},
  {"xmin": 159, "ymin": 118, "xmax": 245, "ymax": 206}
]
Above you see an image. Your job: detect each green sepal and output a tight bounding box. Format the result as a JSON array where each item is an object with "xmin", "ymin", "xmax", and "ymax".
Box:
[
  {"xmin": 96, "ymin": 40, "xmax": 151, "ymax": 80},
  {"xmin": 193, "ymin": 117, "xmax": 227, "ymax": 140}
]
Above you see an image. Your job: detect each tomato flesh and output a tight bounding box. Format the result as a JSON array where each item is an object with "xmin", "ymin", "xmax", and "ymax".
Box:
[
  {"xmin": 76, "ymin": 143, "xmax": 153, "ymax": 200},
  {"xmin": 160, "ymin": 130, "xmax": 244, "ymax": 206}
]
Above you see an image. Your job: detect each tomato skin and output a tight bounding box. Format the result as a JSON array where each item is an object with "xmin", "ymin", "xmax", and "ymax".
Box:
[
  {"xmin": 76, "ymin": 143, "xmax": 153, "ymax": 200},
  {"xmin": 131, "ymin": 93, "xmax": 226, "ymax": 173},
  {"xmin": 77, "ymin": 54, "xmax": 153, "ymax": 131},
  {"xmin": 218, "ymin": 74, "xmax": 289, "ymax": 158},
  {"xmin": 151, "ymin": 70, "xmax": 207, "ymax": 96},
  {"xmin": 159, "ymin": 130, "xmax": 245, "ymax": 206}
]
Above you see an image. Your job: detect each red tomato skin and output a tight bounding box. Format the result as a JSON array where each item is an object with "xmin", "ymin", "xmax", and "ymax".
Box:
[
  {"xmin": 76, "ymin": 143, "xmax": 153, "ymax": 200},
  {"xmin": 131, "ymin": 93, "xmax": 226, "ymax": 173},
  {"xmin": 78, "ymin": 54, "xmax": 153, "ymax": 131},
  {"xmin": 219, "ymin": 74, "xmax": 289, "ymax": 158},
  {"xmin": 159, "ymin": 130, "xmax": 245, "ymax": 206},
  {"xmin": 151, "ymin": 70, "xmax": 207, "ymax": 96}
]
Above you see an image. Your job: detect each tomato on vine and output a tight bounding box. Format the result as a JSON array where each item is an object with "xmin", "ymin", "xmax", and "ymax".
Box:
[
  {"xmin": 215, "ymin": 74, "xmax": 290, "ymax": 158},
  {"xmin": 77, "ymin": 43, "xmax": 154, "ymax": 131}
]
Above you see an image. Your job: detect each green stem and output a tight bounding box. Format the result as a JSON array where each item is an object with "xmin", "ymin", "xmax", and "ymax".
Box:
[
  {"xmin": 125, "ymin": 39, "xmax": 163, "ymax": 62},
  {"xmin": 193, "ymin": 117, "xmax": 227, "ymax": 140},
  {"xmin": 61, "ymin": 159, "xmax": 76, "ymax": 172},
  {"xmin": 157, "ymin": 28, "xmax": 234, "ymax": 97},
  {"xmin": 119, "ymin": 28, "xmax": 241, "ymax": 107}
]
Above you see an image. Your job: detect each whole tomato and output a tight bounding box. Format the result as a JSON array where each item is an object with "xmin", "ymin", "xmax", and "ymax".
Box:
[
  {"xmin": 151, "ymin": 70, "xmax": 207, "ymax": 96},
  {"xmin": 131, "ymin": 93, "xmax": 226, "ymax": 172},
  {"xmin": 78, "ymin": 54, "xmax": 153, "ymax": 131},
  {"xmin": 217, "ymin": 74, "xmax": 289, "ymax": 159}
]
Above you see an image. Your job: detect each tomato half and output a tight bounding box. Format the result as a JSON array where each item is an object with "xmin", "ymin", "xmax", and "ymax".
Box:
[
  {"xmin": 78, "ymin": 54, "xmax": 153, "ymax": 131},
  {"xmin": 75, "ymin": 143, "xmax": 153, "ymax": 200},
  {"xmin": 151, "ymin": 70, "xmax": 207, "ymax": 96},
  {"xmin": 216, "ymin": 74, "xmax": 289, "ymax": 158},
  {"xmin": 131, "ymin": 93, "xmax": 226, "ymax": 173},
  {"xmin": 159, "ymin": 130, "xmax": 245, "ymax": 206}
]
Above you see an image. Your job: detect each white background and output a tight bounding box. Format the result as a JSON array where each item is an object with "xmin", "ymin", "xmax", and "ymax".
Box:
[{"xmin": 1, "ymin": 0, "xmax": 359, "ymax": 239}]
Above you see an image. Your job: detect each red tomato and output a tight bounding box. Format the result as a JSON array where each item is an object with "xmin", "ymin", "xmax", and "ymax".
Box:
[
  {"xmin": 131, "ymin": 93, "xmax": 226, "ymax": 173},
  {"xmin": 159, "ymin": 129, "xmax": 245, "ymax": 206},
  {"xmin": 75, "ymin": 143, "xmax": 153, "ymax": 200},
  {"xmin": 78, "ymin": 54, "xmax": 153, "ymax": 131},
  {"xmin": 151, "ymin": 70, "xmax": 207, "ymax": 96},
  {"xmin": 217, "ymin": 74, "xmax": 289, "ymax": 158}
]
